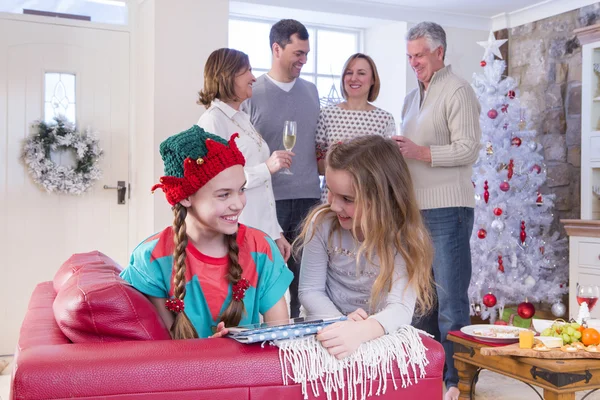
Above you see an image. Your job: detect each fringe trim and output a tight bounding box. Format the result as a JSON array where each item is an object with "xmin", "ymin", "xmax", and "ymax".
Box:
[{"xmin": 275, "ymin": 325, "xmax": 431, "ymax": 400}]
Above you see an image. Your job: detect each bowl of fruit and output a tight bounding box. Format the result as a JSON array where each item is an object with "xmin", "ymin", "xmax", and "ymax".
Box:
[{"xmin": 539, "ymin": 320, "xmax": 583, "ymax": 344}]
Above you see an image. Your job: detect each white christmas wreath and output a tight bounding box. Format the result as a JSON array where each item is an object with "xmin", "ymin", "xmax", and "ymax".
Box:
[{"xmin": 22, "ymin": 117, "xmax": 103, "ymax": 195}]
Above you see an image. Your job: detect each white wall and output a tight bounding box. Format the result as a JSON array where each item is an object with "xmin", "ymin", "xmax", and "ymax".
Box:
[
  {"xmin": 365, "ymin": 21, "xmax": 407, "ymax": 125},
  {"xmin": 131, "ymin": 0, "xmax": 228, "ymax": 239},
  {"xmin": 405, "ymin": 23, "xmax": 489, "ymax": 95}
]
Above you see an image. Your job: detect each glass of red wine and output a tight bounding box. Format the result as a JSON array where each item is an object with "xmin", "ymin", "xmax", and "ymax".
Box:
[{"xmin": 577, "ymin": 284, "xmax": 600, "ymax": 311}]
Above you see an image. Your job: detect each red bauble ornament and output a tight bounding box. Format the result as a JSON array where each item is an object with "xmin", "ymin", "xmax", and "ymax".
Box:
[
  {"xmin": 517, "ymin": 300, "xmax": 535, "ymax": 319},
  {"xmin": 507, "ymin": 90, "xmax": 516, "ymax": 99},
  {"xmin": 520, "ymin": 221, "xmax": 527, "ymax": 244},
  {"xmin": 483, "ymin": 180, "xmax": 489, "ymax": 204},
  {"xmin": 493, "ymin": 207, "xmax": 503, "ymax": 216},
  {"xmin": 477, "ymin": 229, "xmax": 487, "ymax": 239},
  {"xmin": 483, "ymin": 292, "xmax": 497, "ymax": 308},
  {"xmin": 499, "ymin": 181, "xmax": 510, "ymax": 192},
  {"xmin": 511, "ymin": 137, "xmax": 522, "ymax": 147},
  {"xmin": 480, "ymin": 60, "xmax": 487, "ymax": 67},
  {"xmin": 487, "ymin": 109, "xmax": 498, "ymax": 119},
  {"xmin": 531, "ymin": 164, "xmax": 541, "ymax": 174},
  {"xmin": 498, "ymin": 255, "xmax": 504, "ymax": 272}
]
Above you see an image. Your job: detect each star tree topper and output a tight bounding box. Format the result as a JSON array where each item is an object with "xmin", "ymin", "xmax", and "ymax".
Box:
[{"xmin": 477, "ymin": 30, "xmax": 508, "ymax": 59}]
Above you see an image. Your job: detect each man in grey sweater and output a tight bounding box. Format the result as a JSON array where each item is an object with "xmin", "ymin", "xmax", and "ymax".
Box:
[
  {"xmin": 241, "ymin": 19, "xmax": 320, "ymax": 318},
  {"xmin": 394, "ymin": 22, "xmax": 481, "ymax": 400}
]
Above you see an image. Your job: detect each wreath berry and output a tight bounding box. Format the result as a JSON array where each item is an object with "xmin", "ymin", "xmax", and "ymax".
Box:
[{"xmin": 22, "ymin": 116, "xmax": 103, "ymax": 195}]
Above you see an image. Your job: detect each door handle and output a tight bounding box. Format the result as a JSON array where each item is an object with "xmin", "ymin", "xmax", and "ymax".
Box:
[{"xmin": 103, "ymin": 180, "xmax": 127, "ymax": 204}]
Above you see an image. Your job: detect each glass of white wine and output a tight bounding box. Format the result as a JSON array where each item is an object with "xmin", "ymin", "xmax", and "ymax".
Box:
[{"xmin": 280, "ymin": 120, "xmax": 296, "ymax": 175}]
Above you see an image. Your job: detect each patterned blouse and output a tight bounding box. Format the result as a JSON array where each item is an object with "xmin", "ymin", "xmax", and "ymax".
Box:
[{"xmin": 315, "ymin": 105, "xmax": 396, "ymax": 200}]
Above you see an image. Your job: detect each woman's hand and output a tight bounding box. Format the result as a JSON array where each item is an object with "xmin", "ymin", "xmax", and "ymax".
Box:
[
  {"xmin": 266, "ymin": 150, "xmax": 294, "ymax": 174},
  {"xmin": 211, "ymin": 321, "xmax": 229, "ymax": 338},
  {"xmin": 275, "ymin": 234, "xmax": 291, "ymax": 262},
  {"xmin": 347, "ymin": 308, "xmax": 368, "ymax": 321}
]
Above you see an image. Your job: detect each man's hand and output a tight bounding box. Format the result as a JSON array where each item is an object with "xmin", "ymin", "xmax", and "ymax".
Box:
[
  {"xmin": 266, "ymin": 150, "xmax": 294, "ymax": 174},
  {"xmin": 211, "ymin": 321, "xmax": 229, "ymax": 338},
  {"xmin": 275, "ymin": 234, "xmax": 291, "ymax": 262},
  {"xmin": 392, "ymin": 136, "xmax": 431, "ymax": 163}
]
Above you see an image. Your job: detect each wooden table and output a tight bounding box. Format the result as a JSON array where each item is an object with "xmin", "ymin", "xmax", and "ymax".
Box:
[{"xmin": 449, "ymin": 332, "xmax": 600, "ymax": 400}]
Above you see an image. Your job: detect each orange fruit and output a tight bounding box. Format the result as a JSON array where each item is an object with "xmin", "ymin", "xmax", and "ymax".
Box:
[{"xmin": 582, "ymin": 328, "xmax": 600, "ymax": 346}]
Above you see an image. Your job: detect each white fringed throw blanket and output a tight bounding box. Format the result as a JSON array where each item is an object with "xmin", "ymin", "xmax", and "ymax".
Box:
[{"xmin": 275, "ymin": 325, "xmax": 431, "ymax": 400}]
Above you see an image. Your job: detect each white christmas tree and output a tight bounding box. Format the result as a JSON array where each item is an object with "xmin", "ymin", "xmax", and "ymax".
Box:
[{"xmin": 468, "ymin": 32, "xmax": 568, "ymax": 322}]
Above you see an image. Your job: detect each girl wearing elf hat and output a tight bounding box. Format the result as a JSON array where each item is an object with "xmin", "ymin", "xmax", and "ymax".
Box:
[
  {"xmin": 121, "ymin": 126, "xmax": 293, "ymax": 339},
  {"xmin": 297, "ymin": 135, "xmax": 435, "ymax": 358}
]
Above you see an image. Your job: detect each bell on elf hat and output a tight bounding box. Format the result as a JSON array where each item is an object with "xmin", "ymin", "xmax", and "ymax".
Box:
[{"xmin": 151, "ymin": 125, "xmax": 246, "ymax": 206}]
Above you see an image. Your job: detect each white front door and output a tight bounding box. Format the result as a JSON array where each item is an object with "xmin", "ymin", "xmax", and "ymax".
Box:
[{"xmin": 0, "ymin": 15, "xmax": 130, "ymax": 353}]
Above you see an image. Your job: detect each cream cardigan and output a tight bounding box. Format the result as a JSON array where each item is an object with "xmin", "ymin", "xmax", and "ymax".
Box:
[{"xmin": 401, "ymin": 65, "xmax": 481, "ymax": 210}]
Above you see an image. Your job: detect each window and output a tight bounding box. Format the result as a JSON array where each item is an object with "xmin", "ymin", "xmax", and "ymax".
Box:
[
  {"xmin": 229, "ymin": 17, "xmax": 360, "ymax": 105},
  {"xmin": 44, "ymin": 73, "xmax": 76, "ymax": 124}
]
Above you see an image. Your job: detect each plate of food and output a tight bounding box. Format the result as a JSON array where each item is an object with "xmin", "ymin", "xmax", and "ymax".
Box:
[{"xmin": 461, "ymin": 324, "xmax": 531, "ymax": 343}]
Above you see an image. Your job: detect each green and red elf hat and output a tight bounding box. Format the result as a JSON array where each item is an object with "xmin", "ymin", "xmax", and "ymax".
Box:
[{"xmin": 151, "ymin": 125, "xmax": 245, "ymax": 205}]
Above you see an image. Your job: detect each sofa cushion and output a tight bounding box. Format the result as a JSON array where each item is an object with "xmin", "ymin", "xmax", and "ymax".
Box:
[
  {"xmin": 53, "ymin": 251, "xmax": 122, "ymax": 293},
  {"xmin": 53, "ymin": 259, "xmax": 171, "ymax": 342}
]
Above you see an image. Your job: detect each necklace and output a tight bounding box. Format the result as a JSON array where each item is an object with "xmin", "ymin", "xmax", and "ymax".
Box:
[{"xmin": 215, "ymin": 106, "xmax": 264, "ymax": 150}]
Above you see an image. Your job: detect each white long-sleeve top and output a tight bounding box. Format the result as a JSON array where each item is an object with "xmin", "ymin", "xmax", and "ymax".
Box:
[
  {"xmin": 197, "ymin": 99, "xmax": 282, "ymax": 240},
  {"xmin": 298, "ymin": 211, "xmax": 417, "ymax": 334}
]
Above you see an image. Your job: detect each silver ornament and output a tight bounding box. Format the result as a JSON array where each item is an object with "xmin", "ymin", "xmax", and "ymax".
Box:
[
  {"xmin": 524, "ymin": 275, "xmax": 536, "ymax": 288},
  {"xmin": 487, "ymin": 86, "xmax": 497, "ymax": 94},
  {"xmin": 491, "ymin": 219, "xmax": 505, "ymax": 232},
  {"xmin": 474, "ymin": 304, "xmax": 481, "ymax": 315},
  {"xmin": 528, "ymin": 141, "xmax": 537, "ymax": 151},
  {"xmin": 474, "ymin": 194, "xmax": 481, "ymax": 201},
  {"xmin": 551, "ymin": 302, "xmax": 566, "ymax": 317}
]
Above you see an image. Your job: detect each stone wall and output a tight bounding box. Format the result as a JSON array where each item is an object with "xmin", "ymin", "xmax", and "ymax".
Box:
[{"xmin": 508, "ymin": 3, "xmax": 600, "ymax": 227}]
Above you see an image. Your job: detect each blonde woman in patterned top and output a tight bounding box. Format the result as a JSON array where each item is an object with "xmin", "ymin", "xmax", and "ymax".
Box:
[{"xmin": 316, "ymin": 53, "xmax": 396, "ymax": 200}]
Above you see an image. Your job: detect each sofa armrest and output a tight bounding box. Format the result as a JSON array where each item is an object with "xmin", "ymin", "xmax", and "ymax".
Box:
[{"xmin": 13, "ymin": 338, "xmax": 285, "ymax": 399}]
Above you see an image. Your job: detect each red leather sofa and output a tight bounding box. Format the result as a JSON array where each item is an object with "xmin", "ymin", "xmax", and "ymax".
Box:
[{"xmin": 10, "ymin": 251, "xmax": 444, "ymax": 399}]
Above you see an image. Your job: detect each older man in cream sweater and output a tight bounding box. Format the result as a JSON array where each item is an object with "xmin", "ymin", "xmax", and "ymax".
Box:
[{"xmin": 393, "ymin": 21, "xmax": 481, "ymax": 400}]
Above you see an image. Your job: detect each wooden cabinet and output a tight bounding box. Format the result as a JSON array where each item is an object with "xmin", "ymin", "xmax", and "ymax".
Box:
[
  {"xmin": 574, "ymin": 24, "xmax": 600, "ymax": 219},
  {"xmin": 562, "ymin": 220, "xmax": 600, "ymax": 320}
]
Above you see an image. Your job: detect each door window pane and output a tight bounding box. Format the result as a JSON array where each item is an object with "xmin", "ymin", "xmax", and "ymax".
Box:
[
  {"xmin": 317, "ymin": 30, "xmax": 357, "ymax": 76},
  {"xmin": 44, "ymin": 73, "xmax": 76, "ymax": 124}
]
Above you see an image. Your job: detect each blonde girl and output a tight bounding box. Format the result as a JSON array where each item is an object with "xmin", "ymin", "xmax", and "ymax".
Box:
[{"xmin": 298, "ymin": 135, "xmax": 434, "ymax": 358}]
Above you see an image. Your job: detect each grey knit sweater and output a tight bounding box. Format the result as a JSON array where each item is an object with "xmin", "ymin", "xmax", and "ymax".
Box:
[
  {"xmin": 401, "ymin": 65, "xmax": 481, "ymax": 210},
  {"xmin": 241, "ymin": 75, "xmax": 321, "ymax": 201}
]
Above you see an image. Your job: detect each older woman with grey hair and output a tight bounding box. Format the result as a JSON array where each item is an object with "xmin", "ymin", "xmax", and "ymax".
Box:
[{"xmin": 391, "ymin": 21, "xmax": 481, "ymax": 400}]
